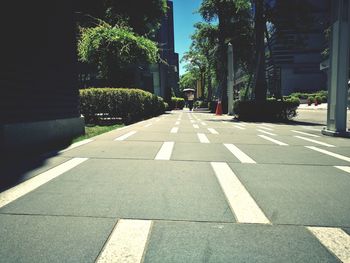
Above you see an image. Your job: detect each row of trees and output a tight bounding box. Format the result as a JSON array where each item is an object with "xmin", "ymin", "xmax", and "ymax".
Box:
[
  {"xmin": 181, "ymin": 0, "xmax": 317, "ymax": 112},
  {"xmin": 77, "ymin": 0, "xmax": 168, "ymax": 87}
]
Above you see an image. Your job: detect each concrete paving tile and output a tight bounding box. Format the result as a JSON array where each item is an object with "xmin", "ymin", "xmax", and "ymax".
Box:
[
  {"xmin": 0, "ymin": 159, "xmax": 235, "ymax": 223},
  {"xmin": 171, "ymin": 143, "xmax": 241, "ymax": 163},
  {"xmin": 228, "ymin": 163, "xmax": 350, "ymax": 227},
  {"xmin": 0, "ymin": 214, "xmax": 116, "ymax": 263},
  {"xmin": 144, "ymin": 221, "xmax": 339, "ymax": 263},
  {"xmin": 60, "ymin": 141, "xmax": 162, "ymax": 160}
]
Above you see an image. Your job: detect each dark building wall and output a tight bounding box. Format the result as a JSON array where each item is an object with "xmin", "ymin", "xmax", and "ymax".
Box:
[
  {"xmin": 0, "ymin": 1, "xmax": 84, "ymax": 153},
  {"xmin": 268, "ymin": 0, "xmax": 330, "ymax": 95},
  {"xmin": 155, "ymin": 0, "xmax": 180, "ymax": 101}
]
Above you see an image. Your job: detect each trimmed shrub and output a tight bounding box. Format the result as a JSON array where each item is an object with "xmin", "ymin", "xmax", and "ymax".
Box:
[
  {"xmin": 233, "ymin": 99, "xmax": 300, "ymax": 121},
  {"xmin": 315, "ymin": 96, "xmax": 322, "ymax": 105},
  {"xmin": 80, "ymin": 88, "xmax": 166, "ymax": 124},
  {"xmin": 170, "ymin": 97, "xmax": 185, "ymax": 109}
]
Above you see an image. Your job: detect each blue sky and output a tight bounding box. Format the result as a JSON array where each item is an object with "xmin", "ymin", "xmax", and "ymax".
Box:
[{"xmin": 172, "ymin": 0, "xmax": 203, "ymax": 76}]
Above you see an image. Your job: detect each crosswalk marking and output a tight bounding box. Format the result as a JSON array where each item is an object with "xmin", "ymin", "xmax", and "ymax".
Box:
[
  {"xmin": 258, "ymin": 135, "xmax": 288, "ymax": 146},
  {"xmin": 256, "ymin": 129, "xmax": 276, "ymax": 136},
  {"xmin": 193, "ymin": 124, "xmax": 199, "ymax": 129},
  {"xmin": 96, "ymin": 219, "xmax": 152, "ymax": 263},
  {"xmin": 114, "ymin": 131, "xmax": 137, "ymax": 141},
  {"xmin": 335, "ymin": 166, "xmax": 350, "ymax": 174},
  {"xmin": 291, "ymin": 130, "xmax": 320, "ymax": 138},
  {"xmin": 155, "ymin": 142, "xmax": 175, "ymax": 160},
  {"xmin": 224, "ymin": 144, "xmax": 256, "ymax": 164},
  {"xmin": 306, "ymin": 146, "xmax": 350, "ymax": 163},
  {"xmin": 143, "ymin": 123, "xmax": 152, "ymax": 128},
  {"xmin": 175, "ymin": 121, "xmax": 180, "ymax": 125},
  {"xmin": 307, "ymin": 227, "xmax": 350, "ymax": 263},
  {"xmin": 201, "ymin": 122, "xmax": 207, "ymax": 126},
  {"xmin": 294, "ymin": 136, "xmax": 335, "ymax": 147},
  {"xmin": 59, "ymin": 139, "xmax": 94, "ymax": 153},
  {"xmin": 208, "ymin": 128, "xmax": 219, "ymax": 135},
  {"xmin": 211, "ymin": 162, "xmax": 270, "ymax": 224},
  {"xmin": 170, "ymin": 127, "xmax": 179, "ymax": 134},
  {"xmin": 197, "ymin": 133, "xmax": 210, "ymax": 143},
  {"xmin": 0, "ymin": 158, "xmax": 88, "ymax": 209},
  {"xmin": 233, "ymin": 125, "xmax": 246, "ymax": 130},
  {"xmin": 190, "ymin": 120, "xmax": 196, "ymax": 123}
]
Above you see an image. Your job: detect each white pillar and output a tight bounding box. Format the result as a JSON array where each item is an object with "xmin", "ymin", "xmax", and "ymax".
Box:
[
  {"xmin": 227, "ymin": 43, "xmax": 234, "ymax": 115},
  {"xmin": 323, "ymin": 0, "xmax": 350, "ymax": 137}
]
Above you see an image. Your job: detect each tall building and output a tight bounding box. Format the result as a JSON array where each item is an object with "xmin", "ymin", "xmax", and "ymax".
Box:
[
  {"xmin": 267, "ymin": 0, "xmax": 330, "ymax": 95},
  {"xmin": 151, "ymin": 0, "xmax": 180, "ymax": 102}
]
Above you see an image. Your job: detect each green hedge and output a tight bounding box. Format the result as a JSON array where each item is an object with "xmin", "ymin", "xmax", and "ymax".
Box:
[
  {"xmin": 233, "ymin": 99, "xmax": 300, "ymax": 121},
  {"xmin": 290, "ymin": 91, "xmax": 328, "ymax": 103},
  {"xmin": 170, "ymin": 97, "xmax": 185, "ymax": 110},
  {"xmin": 80, "ymin": 88, "xmax": 166, "ymax": 124}
]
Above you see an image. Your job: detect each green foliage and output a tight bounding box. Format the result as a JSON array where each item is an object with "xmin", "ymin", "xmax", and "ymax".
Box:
[
  {"xmin": 170, "ymin": 97, "xmax": 185, "ymax": 110},
  {"xmin": 78, "ymin": 0, "xmax": 167, "ymax": 36},
  {"xmin": 315, "ymin": 96, "xmax": 322, "ymax": 105},
  {"xmin": 179, "ymin": 72, "xmax": 198, "ymax": 91},
  {"xmin": 78, "ymin": 23, "xmax": 159, "ymax": 86},
  {"xmin": 80, "ymin": 88, "xmax": 165, "ymax": 124},
  {"xmin": 233, "ymin": 100, "xmax": 299, "ymax": 121},
  {"xmin": 289, "ymin": 91, "xmax": 328, "ymax": 103}
]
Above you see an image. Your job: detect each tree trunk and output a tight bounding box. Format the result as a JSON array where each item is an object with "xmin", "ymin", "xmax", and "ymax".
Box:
[
  {"xmin": 254, "ymin": 0, "xmax": 267, "ymax": 101},
  {"xmin": 218, "ymin": 6, "xmax": 228, "ymax": 113}
]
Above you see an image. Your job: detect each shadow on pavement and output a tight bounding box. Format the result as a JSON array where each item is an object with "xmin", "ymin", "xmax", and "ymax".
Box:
[{"xmin": 0, "ymin": 143, "xmax": 70, "ymax": 193}]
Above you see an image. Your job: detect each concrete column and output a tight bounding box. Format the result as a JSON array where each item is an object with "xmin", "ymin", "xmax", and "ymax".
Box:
[
  {"xmin": 323, "ymin": 0, "xmax": 350, "ymax": 137},
  {"xmin": 227, "ymin": 43, "xmax": 234, "ymax": 115}
]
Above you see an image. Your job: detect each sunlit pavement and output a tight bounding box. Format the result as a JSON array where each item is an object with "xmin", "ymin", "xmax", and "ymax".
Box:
[{"xmin": 1, "ymin": 110, "xmax": 350, "ymax": 262}]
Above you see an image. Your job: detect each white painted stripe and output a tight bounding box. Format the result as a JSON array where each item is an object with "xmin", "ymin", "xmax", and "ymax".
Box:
[
  {"xmin": 175, "ymin": 121, "xmax": 180, "ymax": 125},
  {"xmin": 224, "ymin": 144, "xmax": 256, "ymax": 164},
  {"xmin": 197, "ymin": 133, "xmax": 210, "ymax": 143},
  {"xmin": 208, "ymin": 128, "xmax": 219, "ymax": 135},
  {"xmin": 235, "ymin": 123, "xmax": 246, "ymax": 127},
  {"xmin": 211, "ymin": 162, "xmax": 270, "ymax": 224},
  {"xmin": 170, "ymin": 127, "xmax": 179, "ymax": 134},
  {"xmin": 155, "ymin": 118, "xmax": 161, "ymax": 122},
  {"xmin": 233, "ymin": 125, "xmax": 246, "ymax": 130},
  {"xmin": 0, "ymin": 158, "xmax": 88, "ymax": 208},
  {"xmin": 258, "ymin": 135, "xmax": 288, "ymax": 146},
  {"xmin": 258, "ymin": 126, "xmax": 274, "ymax": 131},
  {"xmin": 291, "ymin": 130, "xmax": 320, "ymax": 138},
  {"xmin": 201, "ymin": 122, "xmax": 207, "ymax": 126},
  {"xmin": 143, "ymin": 123, "xmax": 152, "ymax": 128},
  {"xmin": 59, "ymin": 139, "xmax": 94, "ymax": 153},
  {"xmin": 308, "ymin": 227, "xmax": 350, "ymax": 263},
  {"xmin": 117, "ymin": 126, "xmax": 128, "ymax": 131},
  {"xmin": 257, "ymin": 129, "xmax": 276, "ymax": 136},
  {"xmin": 302, "ymin": 126, "xmax": 324, "ymax": 132},
  {"xmin": 97, "ymin": 219, "xmax": 152, "ymax": 263},
  {"xmin": 190, "ymin": 120, "xmax": 196, "ymax": 123},
  {"xmin": 155, "ymin": 142, "xmax": 175, "ymax": 160},
  {"xmin": 193, "ymin": 124, "xmax": 199, "ymax": 129},
  {"xmin": 294, "ymin": 136, "xmax": 335, "ymax": 147},
  {"xmin": 114, "ymin": 131, "xmax": 137, "ymax": 141},
  {"xmin": 335, "ymin": 166, "xmax": 350, "ymax": 174},
  {"xmin": 261, "ymin": 123, "xmax": 274, "ymax": 128},
  {"xmin": 306, "ymin": 146, "xmax": 350, "ymax": 163}
]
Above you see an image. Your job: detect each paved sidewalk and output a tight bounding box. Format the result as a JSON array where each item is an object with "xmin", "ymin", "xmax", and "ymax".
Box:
[{"xmin": 1, "ymin": 111, "xmax": 350, "ymax": 262}]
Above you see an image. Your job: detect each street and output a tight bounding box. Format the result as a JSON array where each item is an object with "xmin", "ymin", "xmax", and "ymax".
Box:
[{"xmin": 0, "ymin": 110, "xmax": 350, "ymax": 263}]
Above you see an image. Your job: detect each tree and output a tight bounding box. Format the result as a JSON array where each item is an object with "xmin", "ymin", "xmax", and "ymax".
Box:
[
  {"xmin": 199, "ymin": 0, "xmax": 251, "ymax": 112},
  {"xmin": 78, "ymin": 22, "xmax": 159, "ymax": 86},
  {"xmin": 77, "ymin": 0, "xmax": 167, "ymax": 36},
  {"xmin": 179, "ymin": 71, "xmax": 198, "ymax": 92}
]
